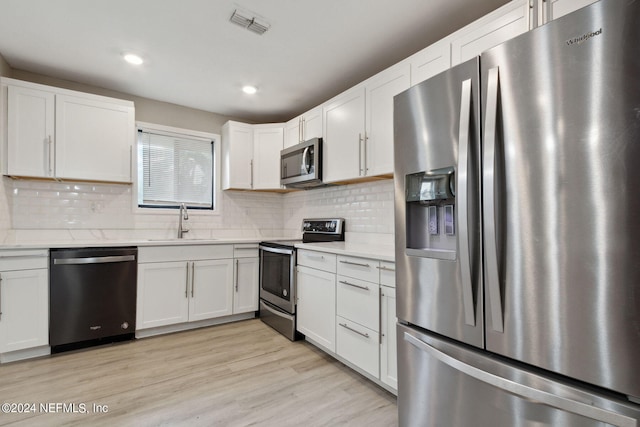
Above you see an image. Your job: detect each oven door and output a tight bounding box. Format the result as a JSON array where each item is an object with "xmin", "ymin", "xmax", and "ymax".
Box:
[{"xmin": 259, "ymin": 245, "xmax": 296, "ymax": 314}]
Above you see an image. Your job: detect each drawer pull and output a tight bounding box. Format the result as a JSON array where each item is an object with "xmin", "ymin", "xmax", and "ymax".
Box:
[
  {"xmin": 377, "ymin": 265, "xmax": 395, "ymax": 272},
  {"xmin": 339, "ymin": 322, "xmax": 370, "ymax": 339},
  {"xmin": 339, "ymin": 280, "xmax": 370, "ymax": 291},
  {"xmin": 339, "ymin": 260, "xmax": 370, "ymax": 268},
  {"xmin": 307, "ymin": 255, "xmax": 325, "ymax": 260}
]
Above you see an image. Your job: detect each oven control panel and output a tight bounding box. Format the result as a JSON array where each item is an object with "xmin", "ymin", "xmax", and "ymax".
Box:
[{"xmin": 302, "ymin": 218, "xmax": 345, "ymax": 235}]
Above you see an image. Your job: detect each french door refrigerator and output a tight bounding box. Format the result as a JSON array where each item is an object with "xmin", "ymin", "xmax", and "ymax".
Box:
[{"xmin": 393, "ymin": 0, "xmax": 640, "ymax": 425}]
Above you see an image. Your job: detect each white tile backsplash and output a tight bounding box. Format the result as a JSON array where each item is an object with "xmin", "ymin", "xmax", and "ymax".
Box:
[{"xmin": 1, "ymin": 176, "xmax": 394, "ymax": 244}]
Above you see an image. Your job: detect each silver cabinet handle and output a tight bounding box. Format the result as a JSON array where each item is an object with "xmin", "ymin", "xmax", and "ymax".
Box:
[
  {"xmin": 376, "ymin": 265, "xmax": 395, "ymax": 272},
  {"xmin": 185, "ymin": 262, "xmax": 189, "ymax": 298},
  {"xmin": 0, "ymin": 272, "xmax": 3, "ymax": 321},
  {"xmin": 358, "ymin": 133, "xmax": 364, "ymax": 175},
  {"xmin": 404, "ymin": 332, "xmax": 636, "ymax": 427},
  {"xmin": 191, "ymin": 262, "xmax": 195, "ymax": 298},
  {"xmin": 235, "ymin": 259, "xmax": 239, "ymax": 292},
  {"xmin": 458, "ymin": 77, "xmax": 476, "ymax": 327},
  {"xmin": 339, "ymin": 280, "xmax": 369, "ymax": 291},
  {"xmin": 306, "ymin": 254, "xmax": 325, "ymax": 261},
  {"xmin": 339, "ymin": 322, "xmax": 370, "ymax": 339},
  {"xmin": 48, "ymin": 135, "xmax": 54, "ymax": 177},
  {"xmin": 250, "ymin": 159, "xmax": 254, "ymax": 188},
  {"xmin": 339, "ymin": 260, "xmax": 370, "ymax": 268},
  {"xmin": 364, "ymin": 132, "xmax": 368, "ymax": 174},
  {"xmin": 483, "ymin": 67, "xmax": 503, "ymax": 333}
]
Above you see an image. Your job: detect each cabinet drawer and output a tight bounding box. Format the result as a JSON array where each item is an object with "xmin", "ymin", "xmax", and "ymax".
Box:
[
  {"xmin": 336, "ymin": 316, "xmax": 379, "ymax": 378},
  {"xmin": 337, "ymin": 275, "xmax": 379, "ymax": 332},
  {"xmin": 139, "ymin": 245, "xmax": 233, "ymax": 263},
  {"xmin": 233, "ymin": 244, "xmax": 259, "ymax": 258},
  {"xmin": 297, "ymin": 249, "xmax": 336, "ymax": 273},
  {"xmin": 0, "ymin": 250, "xmax": 48, "ymax": 271},
  {"xmin": 337, "ymin": 255, "xmax": 379, "ymax": 283},
  {"xmin": 379, "ymin": 261, "xmax": 396, "ymax": 287}
]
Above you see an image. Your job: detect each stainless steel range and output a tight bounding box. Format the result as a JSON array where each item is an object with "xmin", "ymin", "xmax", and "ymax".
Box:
[{"xmin": 259, "ymin": 218, "xmax": 345, "ymax": 340}]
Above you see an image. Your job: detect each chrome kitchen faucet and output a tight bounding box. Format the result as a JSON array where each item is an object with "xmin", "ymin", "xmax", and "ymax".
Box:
[{"xmin": 178, "ymin": 203, "xmax": 189, "ymax": 238}]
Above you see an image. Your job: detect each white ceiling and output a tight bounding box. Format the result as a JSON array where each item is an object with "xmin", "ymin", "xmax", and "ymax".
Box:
[{"xmin": 0, "ymin": 0, "xmax": 508, "ymax": 123}]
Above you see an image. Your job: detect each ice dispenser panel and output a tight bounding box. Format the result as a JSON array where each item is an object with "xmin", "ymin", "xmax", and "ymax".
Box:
[{"xmin": 405, "ymin": 167, "xmax": 457, "ymax": 260}]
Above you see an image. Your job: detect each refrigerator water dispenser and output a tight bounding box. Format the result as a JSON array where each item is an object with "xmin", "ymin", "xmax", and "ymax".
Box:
[{"xmin": 405, "ymin": 168, "xmax": 457, "ymax": 260}]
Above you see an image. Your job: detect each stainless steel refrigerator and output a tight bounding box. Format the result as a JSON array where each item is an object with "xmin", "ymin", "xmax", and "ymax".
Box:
[{"xmin": 393, "ymin": 0, "xmax": 640, "ymax": 425}]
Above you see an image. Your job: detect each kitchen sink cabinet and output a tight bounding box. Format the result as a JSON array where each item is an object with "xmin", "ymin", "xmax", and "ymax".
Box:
[
  {"xmin": 2, "ymin": 78, "xmax": 134, "ymax": 183},
  {"xmin": 284, "ymin": 105, "xmax": 323, "ymax": 149},
  {"xmin": 323, "ymin": 62, "xmax": 409, "ymax": 183},
  {"xmin": 136, "ymin": 245, "xmax": 234, "ymax": 330},
  {"xmin": 221, "ymin": 121, "xmax": 284, "ymax": 191},
  {"xmin": 232, "ymin": 244, "xmax": 259, "ymax": 314},
  {"xmin": 0, "ymin": 249, "xmax": 49, "ymax": 362}
]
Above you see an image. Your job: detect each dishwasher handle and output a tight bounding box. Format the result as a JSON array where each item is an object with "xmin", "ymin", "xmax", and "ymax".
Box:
[{"xmin": 53, "ymin": 255, "xmax": 136, "ymax": 265}]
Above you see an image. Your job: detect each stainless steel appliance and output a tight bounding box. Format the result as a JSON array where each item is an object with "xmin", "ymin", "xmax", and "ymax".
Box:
[
  {"xmin": 280, "ymin": 137, "xmax": 323, "ymax": 188},
  {"xmin": 394, "ymin": 1, "xmax": 640, "ymax": 425},
  {"xmin": 49, "ymin": 247, "xmax": 137, "ymax": 353},
  {"xmin": 259, "ymin": 218, "xmax": 345, "ymax": 340}
]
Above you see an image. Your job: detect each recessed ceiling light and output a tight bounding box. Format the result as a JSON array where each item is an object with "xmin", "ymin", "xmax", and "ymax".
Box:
[
  {"xmin": 242, "ymin": 85, "xmax": 257, "ymax": 94},
  {"xmin": 124, "ymin": 53, "xmax": 143, "ymax": 65}
]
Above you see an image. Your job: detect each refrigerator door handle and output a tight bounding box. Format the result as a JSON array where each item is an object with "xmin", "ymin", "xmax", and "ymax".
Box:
[
  {"xmin": 457, "ymin": 78, "xmax": 475, "ymax": 327},
  {"xmin": 404, "ymin": 332, "xmax": 637, "ymax": 427},
  {"xmin": 483, "ymin": 67, "xmax": 504, "ymax": 333}
]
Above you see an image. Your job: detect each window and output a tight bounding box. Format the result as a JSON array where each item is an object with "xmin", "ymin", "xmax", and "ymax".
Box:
[{"xmin": 137, "ymin": 125, "xmax": 215, "ymax": 210}]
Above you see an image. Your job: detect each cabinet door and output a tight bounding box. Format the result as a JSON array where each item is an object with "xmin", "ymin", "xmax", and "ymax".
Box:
[
  {"xmin": 233, "ymin": 257, "xmax": 259, "ymax": 313},
  {"xmin": 451, "ymin": 0, "xmax": 530, "ymax": 66},
  {"xmin": 302, "ymin": 106, "xmax": 323, "ymax": 141},
  {"xmin": 189, "ymin": 259, "xmax": 234, "ymax": 321},
  {"xmin": 540, "ymin": 0, "xmax": 598, "ymax": 24},
  {"xmin": 323, "ymin": 86, "xmax": 366, "ymax": 183},
  {"xmin": 55, "ymin": 94, "xmax": 133, "ymax": 182},
  {"xmin": 136, "ymin": 261, "xmax": 190, "ymax": 329},
  {"xmin": 336, "ymin": 316, "xmax": 379, "ymax": 377},
  {"xmin": 410, "ymin": 38, "xmax": 452, "ymax": 86},
  {"xmin": 380, "ymin": 286, "xmax": 398, "ymax": 390},
  {"xmin": 284, "ymin": 116, "xmax": 301, "ymax": 149},
  {"xmin": 296, "ymin": 265, "xmax": 336, "ymax": 352},
  {"xmin": 365, "ymin": 63, "xmax": 410, "ymax": 177},
  {"xmin": 0, "ymin": 269, "xmax": 48, "ymax": 353},
  {"xmin": 222, "ymin": 121, "xmax": 253, "ymax": 190},
  {"xmin": 253, "ymin": 125, "xmax": 283, "ymax": 190},
  {"xmin": 6, "ymin": 85, "xmax": 55, "ymax": 178}
]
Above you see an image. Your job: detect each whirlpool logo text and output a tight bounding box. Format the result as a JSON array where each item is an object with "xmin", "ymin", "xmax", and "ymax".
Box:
[{"xmin": 566, "ymin": 28, "xmax": 602, "ymax": 46}]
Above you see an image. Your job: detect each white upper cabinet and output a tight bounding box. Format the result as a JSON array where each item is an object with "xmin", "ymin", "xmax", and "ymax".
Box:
[
  {"xmin": 252, "ymin": 124, "xmax": 283, "ymax": 190},
  {"xmin": 55, "ymin": 94, "xmax": 134, "ymax": 183},
  {"xmin": 409, "ymin": 38, "xmax": 452, "ymax": 86},
  {"xmin": 451, "ymin": 0, "xmax": 531, "ymax": 66},
  {"xmin": 365, "ymin": 62, "xmax": 410, "ymax": 177},
  {"xmin": 323, "ymin": 86, "xmax": 366, "ymax": 183},
  {"xmin": 323, "ymin": 62, "xmax": 409, "ymax": 183},
  {"xmin": 284, "ymin": 105, "xmax": 323, "ymax": 149},
  {"xmin": 536, "ymin": 0, "xmax": 599, "ymax": 26},
  {"xmin": 222, "ymin": 121, "xmax": 284, "ymax": 191},
  {"xmin": 2, "ymin": 78, "xmax": 134, "ymax": 183},
  {"xmin": 222, "ymin": 121, "xmax": 254, "ymax": 190}
]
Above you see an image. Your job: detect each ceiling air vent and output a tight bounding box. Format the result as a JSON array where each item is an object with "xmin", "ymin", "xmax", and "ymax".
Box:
[{"xmin": 230, "ymin": 9, "xmax": 270, "ymax": 35}]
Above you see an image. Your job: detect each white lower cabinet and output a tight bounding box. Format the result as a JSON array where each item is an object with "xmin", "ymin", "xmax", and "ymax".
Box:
[
  {"xmin": 136, "ymin": 245, "xmax": 234, "ymax": 331},
  {"xmin": 0, "ymin": 250, "xmax": 49, "ymax": 359},
  {"xmin": 380, "ymin": 285, "xmax": 397, "ymax": 390},
  {"xmin": 336, "ymin": 316, "xmax": 379, "ymax": 377},
  {"xmin": 296, "ymin": 264, "xmax": 336, "ymax": 352},
  {"xmin": 233, "ymin": 244, "xmax": 259, "ymax": 314}
]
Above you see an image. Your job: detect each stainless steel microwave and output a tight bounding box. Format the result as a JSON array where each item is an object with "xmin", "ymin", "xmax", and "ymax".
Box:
[{"xmin": 280, "ymin": 138, "xmax": 323, "ymax": 189}]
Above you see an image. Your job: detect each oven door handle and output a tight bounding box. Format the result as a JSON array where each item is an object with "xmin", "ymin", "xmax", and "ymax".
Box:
[
  {"xmin": 259, "ymin": 245, "xmax": 295, "ymax": 255},
  {"xmin": 260, "ymin": 300, "xmax": 294, "ymax": 320}
]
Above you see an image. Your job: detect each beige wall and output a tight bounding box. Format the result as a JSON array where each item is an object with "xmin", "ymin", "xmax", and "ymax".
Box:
[
  {"xmin": 10, "ymin": 69, "xmax": 247, "ymax": 134},
  {"xmin": 0, "ymin": 53, "xmax": 11, "ymax": 77}
]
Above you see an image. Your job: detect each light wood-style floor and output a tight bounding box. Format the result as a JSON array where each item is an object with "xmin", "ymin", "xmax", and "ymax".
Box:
[{"xmin": 0, "ymin": 319, "xmax": 397, "ymax": 426}]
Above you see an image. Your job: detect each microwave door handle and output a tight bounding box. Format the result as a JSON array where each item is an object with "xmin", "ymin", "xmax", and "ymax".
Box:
[
  {"xmin": 458, "ymin": 78, "xmax": 475, "ymax": 327},
  {"xmin": 302, "ymin": 146, "xmax": 311, "ymax": 174}
]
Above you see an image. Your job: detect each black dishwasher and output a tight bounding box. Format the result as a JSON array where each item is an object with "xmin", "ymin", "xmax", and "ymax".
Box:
[{"xmin": 50, "ymin": 247, "xmax": 137, "ymax": 353}]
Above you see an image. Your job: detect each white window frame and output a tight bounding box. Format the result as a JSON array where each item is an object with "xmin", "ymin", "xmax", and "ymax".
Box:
[{"xmin": 133, "ymin": 121, "xmax": 221, "ymax": 216}]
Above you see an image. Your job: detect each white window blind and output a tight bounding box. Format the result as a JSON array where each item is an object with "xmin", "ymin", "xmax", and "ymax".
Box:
[{"xmin": 137, "ymin": 129, "xmax": 214, "ymax": 209}]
